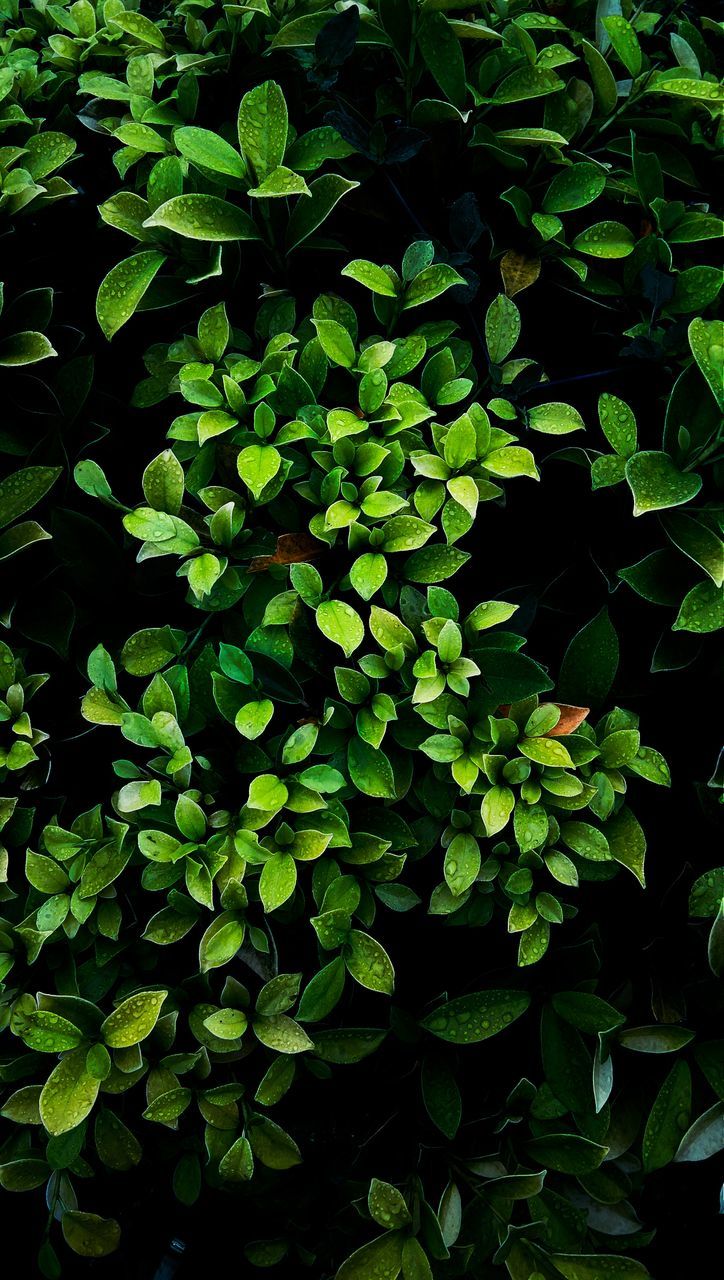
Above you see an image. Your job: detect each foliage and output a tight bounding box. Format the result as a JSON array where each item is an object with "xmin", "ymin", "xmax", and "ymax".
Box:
[{"xmin": 0, "ymin": 0, "xmax": 721, "ymax": 1276}]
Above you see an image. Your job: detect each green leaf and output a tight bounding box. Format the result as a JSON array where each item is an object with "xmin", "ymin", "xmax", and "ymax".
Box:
[
  {"xmin": 203, "ymin": 1009, "xmax": 247, "ymax": 1040},
  {"xmin": 0, "ymin": 331, "xmax": 56, "ymax": 366},
  {"xmin": 117, "ymin": 780, "xmax": 162, "ymax": 812},
  {"xmin": 348, "ymin": 737, "xmax": 395, "ymax": 799},
  {"xmin": 369, "ymin": 605, "xmax": 416, "ymax": 654},
  {"xmin": 421, "ymin": 989, "xmax": 530, "ymax": 1044},
  {"xmin": 689, "ymin": 868, "xmax": 724, "ymax": 918},
  {"xmin": 643, "ymin": 1059, "xmax": 692, "ymax": 1172},
  {"xmin": 143, "ymin": 1088, "xmax": 192, "ymax": 1124},
  {"xmin": 115, "ymin": 123, "xmax": 169, "ymax": 154},
  {"xmin": 342, "ymin": 259, "xmax": 398, "ymax": 297},
  {"xmin": 282, "ymin": 722, "xmax": 319, "ymax": 763},
  {"xmin": 96, "ymin": 251, "xmax": 165, "ymax": 340},
  {"xmin": 688, "ymin": 318, "xmax": 724, "ymax": 412},
  {"xmin": 405, "ymin": 544, "xmax": 469, "ymax": 584},
  {"xmin": 528, "ymin": 402, "xmax": 584, "ymax": 435},
  {"xmin": 142, "ymin": 451, "xmax": 184, "ymax": 515},
  {"xmin": 603, "ymin": 15, "xmax": 642, "ymax": 76},
  {"xmin": 198, "ymin": 302, "xmax": 230, "ymax": 362},
  {"xmin": 113, "ymin": 10, "xmax": 165, "ymax": 48},
  {"xmin": 542, "ymin": 1005, "xmax": 594, "ymax": 1112},
  {"xmin": 249, "ymin": 1116, "xmax": 302, "ymax": 1169},
  {"xmin": 485, "ymin": 294, "xmax": 520, "ymax": 363},
  {"xmin": 674, "ymin": 1102, "xmax": 724, "ymax": 1163},
  {"xmin": 237, "ymin": 443, "xmax": 281, "ymax": 499},
  {"xmin": 286, "ymin": 174, "xmax": 359, "ymax": 251},
  {"xmin": 316, "ymin": 600, "xmax": 364, "ymax": 656},
  {"xmin": 219, "ymin": 643, "xmax": 254, "ymax": 684},
  {"xmin": 582, "ymin": 37, "xmax": 617, "ymax": 113},
  {"xmin": 598, "ymin": 392, "xmax": 637, "ymax": 457},
  {"xmin": 237, "ymin": 80, "xmax": 288, "ymax": 182},
  {"xmin": 20, "ymin": 1011, "xmax": 83, "ymax": 1053},
  {"xmin": 558, "ymin": 608, "xmax": 618, "ymax": 707},
  {"xmin": 101, "ymin": 990, "xmax": 167, "ymax": 1048},
  {"xmin": 403, "ymin": 264, "xmax": 466, "ymax": 309},
  {"xmin": 121, "ymin": 626, "xmax": 181, "ymax": 675},
  {"xmin": 667, "ymin": 213, "xmax": 723, "ymax": 245},
  {"xmin": 444, "ymin": 832, "xmax": 481, "ymax": 896},
  {"xmin": 248, "ymin": 166, "xmax": 311, "ymax": 198},
  {"xmin": 254, "ymin": 1013, "xmax": 312, "ymax": 1053},
  {"xmin": 199, "ymin": 916, "xmax": 245, "ymax": 973},
  {"xmin": 235, "ymin": 699, "xmax": 274, "ymax": 740},
  {"xmin": 673, "ymin": 581, "xmax": 724, "ymax": 634},
  {"xmin": 662, "ymin": 513, "xmax": 724, "ymax": 588},
  {"xmin": 0, "ymin": 519, "xmax": 49, "ymax": 560},
  {"xmin": 40, "ymin": 1050, "xmax": 100, "ymax": 1136},
  {"xmin": 368, "ymin": 1178, "xmax": 411, "ymax": 1229},
  {"xmin": 519, "ymin": 737, "xmax": 574, "ymax": 768},
  {"xmin": 418, "ymin": 12, "xmax": 466, "ymax": 109},
  {"xmin": 573, "ymin": 222, "xmax": 635, "ymax": 258},
  {"xmin": 477, "ymin": 649, "xmax": 554, "ymax": 702},
  {"xmin": 493, "ymin": 66, "xmax": 564, "ymax": 104},
  {"xmin": 186, "ymin": 552, "xmax": 223, "ymax": 599},
  {"xmin": 336, "ymin": 1233, "xmax": 403, "ymax": 1280},
  {"xmin": 248, "ymin": 775, "xmax": 288, "ymax": 811},
  {"xmin": 592, "ymin": 455, "xmax": 627, "ymax": 490},
  {"xmin": 144, "ymin": 195, "xmax": 259, "ymax": 241},
  {"xmin": 313, "ymin": 1028, "xmax": 385, "ymax": 1064},
  {"xmin": 528, "ymin": 1134, "xmax": 608, "ymax": 1175},
  {"xmin": 443, "ymin": 415, "xmax": 476, "ymax": 469},
  {"xmin": 466, "ymin": 600, "xmax": 518, "ymax": 632},
  {"xmin": 74, "ymin": 461, "xmax": 113, "ymax": 504},
  {"xmin": 312, "ymin": 318, "xmax": 356, "ymax": 367},
  {"xmin": 259, "ymin": 851, "xmax": 297, "ymax": 912},
  {"xmin": 285, "ymin": 126, "xmax": 356, "ymax": 171},
  {"xmin": 344, "ymin": 930, "xmax": 395, "ymax": 995},
  {"xmin": 561, "ymin": 822, "xmax": 610, "ymax": 862},
  {"xmin": 599, "ymin": 729, "xmax": 640, "ymax": 768},
  {"xmin": 625, "ymin": 451, "xmax": 702, "ymax": 516},
  {"xmin": 62, "ymin": 1213, "xmax": 121, "ymax": 1259},
  {"xmin": 671, "ymin": 266, "xmax": 723, "ymax": 315},
  {"xmin": 350, "ymin": 553, "xmax": 387, "ymax": 600},
  {"xmin": 0, "ymin": 1160, "xmax": 51, "ymax": 1192},
  {"xmin": 482, "ymin": 785, "xmax": 515, "ymax": 836},
  {"xmin": 483, "ymin": 446, "xmax": 538, "ymax": 480},
  {"xmin": 605, "ymin": 806, "xmax": 647, "ymax": 887},
  {"xmin": 515, "ymin": 805, "xmax": 550, "ymax": 856},
  {"xmin": 174, "ymin": 126, "xmax": 245, "ymax": 178},
  {"xmin": 551, "ymin": 1254, "xmax": 649, "ymax": 1279},
  {"xmin": 543, "ymin": 163, "xmax": 606, "ymax": 213},
  {"xmin": 124, "ymin": 506, "xmax": 198, "ymax": 550},
  {"xmin": 219, "ymin": 1136, "xmax": 254, "ymax": 1182},
  {"xmin": 24, "ymin": 131, "xmax": 76, "ymax": 180},
  {"xmin": 706, "ymin": 905, "xmax": 722, "ymax": 975},
  {"xmin": 647, "ymin": 78, "xmax": 724, "ymax": 105},
  {"xmin": 0, "ymin": 466, "xmax": 61, "ymax": 530},
  {"xmin": 552, "ymin": 992, "xmax": 624, "ymax": 1035},
  {"xmin": 497, "ymin": 128, "xmax": 568, "ymax": 147},
  {"xmin": 297, "ymin": 957, "xmax": 346, "ymax": 1023},
  {"xmin": 618, "ymin": 1025, "xmax": 694, "ymax": 1054}
]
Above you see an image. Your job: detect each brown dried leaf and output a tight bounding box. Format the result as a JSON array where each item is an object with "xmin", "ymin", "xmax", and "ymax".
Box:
[
  {"xmin": 249, "ymin": 531, "xmax": 322, "ymax": 573},
  {"xmin": 500, "ymin": 250, "xmax": 541, "ymax": 299},
  {"xmin": 546, "ymin": 704, "xmax": 590, "ymax": 736},
  {"xmin": 495, "ymin": 702, "xmax": 590, "ymax": 736}
]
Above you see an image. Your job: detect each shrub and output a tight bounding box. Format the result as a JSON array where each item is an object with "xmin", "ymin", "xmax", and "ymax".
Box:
[{"xmin": 0, "ymin": 1, "xmax": 721, "ymax": 1277}]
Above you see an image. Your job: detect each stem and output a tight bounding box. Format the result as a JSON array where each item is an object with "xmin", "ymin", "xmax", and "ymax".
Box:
[
  {"xmin": 684, "ymin": 437, "xmax": 724, "ymax": 471},
  {"xmin": 183, "ymin": 612, "xmax": 213, "ymax": 657}
]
